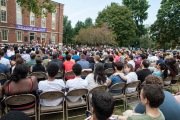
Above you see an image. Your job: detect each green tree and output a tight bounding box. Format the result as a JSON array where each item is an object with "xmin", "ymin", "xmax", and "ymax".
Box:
[
  {"xmin": 150, "ymin": 0, "xmax": 180, "ymax": 49},
  {"xmin": 74, "ymin": 21, "xmax": 85, "ymax": 35},
  {"xmin": 63, "ymin": 16, "xmax": 74, "ymax": 44},
  {"xmin": 17, "ymin": 0, "xmax": 56, "ymax": 16},
  {"xmin": 96, "ymin": 3, "xmax": 136, "ymax": 46},
  {"xmin": 84, "ymin": 17, "xmax": 94, "ymax": 28},
  {"xmin": 122, "ymin": 0, "xmax": 150, "ymax": 46},
  {"xmin": 73, "ymin": 24, "xmax": 117, "ymax": 46}
]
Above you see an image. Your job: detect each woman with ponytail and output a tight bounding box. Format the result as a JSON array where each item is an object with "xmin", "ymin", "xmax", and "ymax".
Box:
[
  {"xmin": 3, "ymin": 64, "xmax": 38, "ymax": 96},
  {"xmin": 152, "ymin": 63, "xmax": 168, "ymax": 78}
]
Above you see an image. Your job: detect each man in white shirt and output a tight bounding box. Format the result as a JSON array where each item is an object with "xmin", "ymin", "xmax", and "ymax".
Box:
[
  {"xmin": 0, "ymin": 49, "xmax": 11, "ymax": 68},
  {"xmin": 66, "ymin": 64, "xmax": 88, "ymax": 102},
  {"xmin": 38, "ymin": 63, "xmax": 65, "ymax": 106},
  {"xmin": 7, "ymin": 47, "xmax": 15, "ymax": 58}
]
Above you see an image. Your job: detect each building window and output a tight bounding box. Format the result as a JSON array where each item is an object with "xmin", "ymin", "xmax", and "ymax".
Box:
[
  {"xmin": 52, "ymin": 10, "xmax": 56, "ymax": 29},
  {"xmin": 41, "ymin": 8, "xmax": 46, "ymax": 28},
  {"xmin": 51, "ymin": 34, "xmax": 56, "ymax": 43},
  {"xmin": 1, "ymin": 29, "xmax": 8, "ymax": 41},
  {"xmin": 16, "ymin": 31, "xmax": 22, "ymax": 42},
  {"xmin": 1, "ymin": 0, "xmax": 7, "ymax": 22},
  {"xmin": 1, "ymin": 0, "xmax": 6, "ymax": 6},
  {"xmin": 30, "ymin": 12, "xmax": 35, "ymax": 26},
  {"xmin": 41, "ymin": 33, "xmax": 46, "ymax": 43},
  {"xmin": 16, "ymin": 2, "xmax": 22, "ymax": 25}
]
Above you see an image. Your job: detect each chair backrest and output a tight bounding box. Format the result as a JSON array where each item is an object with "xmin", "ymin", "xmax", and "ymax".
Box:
[
  {"xmin": 67, "ymin": 89, "xmax": 88, "ymax": 96},
  {"xmin": 105, "ymin": 68, "xmax": 114, "ymax": 75},
  {"xmin": 64, "ymin": 71, "xmax": 75, "ymax": 77},
  {"xmin": 163, "ymin": 76, "xmax": 172, "ymax": 82},
  {"xmin": 5, "ymin": 94, "xmax": 36, "ymax": 106},
  {"xmin": 40, "ymin": 91, "xmax": 64, "ymax": 100},
  {"xmin": 89, "ymin": 85, "xmax": 107, "ymax": 94},
  {"xmin": 81, "ymin": 71, "xmax": 92, "ymax": 77},
  {"xmin": 55, "ymin": 71, "xmax": 63, "ymax": 79},
  {"xmin": 0, "ymin": 73, "xmax": 7, "ymax": 80},
  {"xmin": 30, "ymin": 72, "xmax": 47, "ymax": 81},
  {"xmin": 109, "ymin": 82, "xmax": 126, "ymax": 91},
  {"xmin": 172, "ymin": 74, "xmax": 180, "ymax": 81},
  {"xmin": 126, "ymin": 80, "xmax": 141, "ymax": 89}
]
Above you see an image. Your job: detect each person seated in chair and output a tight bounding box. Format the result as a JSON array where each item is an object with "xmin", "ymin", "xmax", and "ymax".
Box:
[
  {"xmin": 66, "ymin": 64, "xmax": 88, "ymax": 102},
  {"xmin": 38, "ymin": 63, "xmax": 65, "ymax": 106},
  {"xmin": 85, "ymin": 91, "xmax": 114, "ymax": 120}
]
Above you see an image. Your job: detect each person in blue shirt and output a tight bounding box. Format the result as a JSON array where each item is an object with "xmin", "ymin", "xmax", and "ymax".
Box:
[
  {"xmin": 72, "ymin": 51, "xmax": 80, "ymax": 61},
  {"xmin": 107, "ymin": 62, "xmax": 125, "ymax": 93},
  {"xmin": 152, "ymin": 63, "xmax": 168, "ymax": 78},
  {"xmin": 134, "ymin": 75, "xmax": 180, "ymax": 120}
]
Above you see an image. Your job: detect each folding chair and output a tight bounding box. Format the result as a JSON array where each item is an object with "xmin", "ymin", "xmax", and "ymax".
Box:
[
  {"xmin": 88, "ymin": 85, "xmax": 107, "ymax": 110},
  {"xmin": 105, "ymin": 68, "xmax": 114, "ymax": 77},
  {"xmin": 81, "ymin": 70, "xmax": 92, "ymax": 79},
  {"xmin": 0, "ymin": 73, "xmax": 7, "ymax": 85},
  {"xmin": 171, "ymin": 74, "xmax": 180, "ymax": 92},
  {"xmin": 30, "ymin": 72, "xmax": 47, "ymax": 82},
  {"xmin": 55, "ymin": 71, "xmax": 63, "ymax": 79},
  {"xmin": 108, "ymin": 82, "xmax": 126, "ymax": 111},
  {"xmin": 64, "ymin": 71, "xmax": 75, "ymax": 81},
  {"xmin": 66, "ymin": 88, "xmax": 88, "ymax": 120},
  {"xmin": 125, "ymin": 80, "xmax": 141, "ymax": 109},
  {"xmin": 38, "ymin": 91, "xmax": 65, "ymax": 120},
  {"xmin": 5, "ymin": 94, "xmax": 37, "ymax": 120},
  {"xmin": 163, "ymin": 76, "xmax": 172, "ymax": 92}
]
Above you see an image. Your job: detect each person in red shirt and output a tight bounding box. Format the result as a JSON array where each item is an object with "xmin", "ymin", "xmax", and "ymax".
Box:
[{"xmin": 63, "ymin": 54, "xmax": 75, "ymax": 80}]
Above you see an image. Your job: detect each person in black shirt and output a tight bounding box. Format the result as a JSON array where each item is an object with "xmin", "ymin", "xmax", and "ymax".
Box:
[{"xmin": 136, "ymin": 60, "xmax": 152, "ymax": 83}]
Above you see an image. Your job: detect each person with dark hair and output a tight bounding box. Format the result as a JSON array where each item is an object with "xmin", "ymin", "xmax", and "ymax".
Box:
[
  {"xmin": 66, "ymin": 64, "xmax": 88, "ymax": 102},
  {"xmin": 165, "ymin": 58, "xmax": 178, "ymax": 84},
  {"xmin": 38, "ymin": 63, "xmax": 65, "ymax": 106},
  {"xmin": 3, "ymin": 64, "xmax": 37, "ymax": 96},
  {"xmin": 156, "ymin": 54, "xmax": 164, "ymax": 65},
  {"xmin": 0, "ymin": 49, "xmax": 11, "ymax": 68},
  {"xmin": 63, "ymin": 54, "xmax": 75, "ymax": 80},
  {"xmin": 152, "ymin": 63, "xmax": 168, "ymax": 78},
  {"xmin": 134, "ymin": 75, "xmax": 180, "ymax": 120},
  {"xmin": 85, "ymin": 91, "xmax": 114, "ymax": 120},
  {"xmin": 85, "ymin": 63, "xmax": 107, "ymax": 90},
  {"xmin": 0, "ymin": 111, "xmax": 31, "ymax": 120},
  {"xmin": 113, "ymin": 51, "xmax": 120, "ymax": 62},
  {"xmin": 136, "ymin": 60, "xmax": 152, "ymax": 83},
  {"xmin": 48, "ymin": 53, "xmax": 63, "ymax": 71},
  {"xmin": 135, "ymin": 54, "xmax": 147, "ymax": 71},
  {"xmin": 21, "ymin": 49, "xmax": 30, "ymax": 61},
  {"xmin": 31, "ymin": 56, "xmax": 46, "ymax": 73},
  {"xmin": 104, "ymin": 55, "xmax": 114, "ymax": 70},
  {"xmin": 72, "ymin": 50, "xmax": 80, "ymax": 61},
  {"xmin": 26, "ymin": 53, "xmax": 36, "ymax": 67},
  {"xmin": 127, "ymin": 54, "xmax": 135, "ymax": 68},
  {"xmin": 107, "ymin": 62, "xmax": 125, "ymax": 93},
  {"xmin": 113, "ymin": 84, "xmax": 165, "ymax": 120},
  {"xmin": 114, "ymin": 64, "xmax": 138, "ymax": 93}
]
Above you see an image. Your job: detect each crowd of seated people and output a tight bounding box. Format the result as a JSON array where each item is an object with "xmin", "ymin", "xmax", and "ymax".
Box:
[{"xmin": 0, "ymin": 44, "xmax": 180, "ymax": 119}]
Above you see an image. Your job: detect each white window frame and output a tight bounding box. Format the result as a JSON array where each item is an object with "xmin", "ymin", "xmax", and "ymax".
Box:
[
  {"xmin": 52, "ymin": 10, "xmax": 56, "ymax": 29},
  {"xmin": 41, "ymin": 33, "xmax": 46, "ymax": 43},
  {"xmin": 16, "ymin": 2, "xmax": 22, "ymax": 25},
  {"xmin": 1, "ymin": 29, "xmax": 9, "ymax": 41},
  {"xmin": 51, "ymin": 34, "xmax": 56, "ymax": 44},
  {"xmin": 30, "ymin": 12, "xmax": 35, "ymax": 26},
  {"xmin": 41, "ymin": 8, "xmax": 46, "ymax": 28},
  {"xmin": 16, "ymin": 31, "xmax": 23, "ymax": 42},
  {"xmin": 1, "ymin": 0, "xmax": 7, "ymax": 23}
]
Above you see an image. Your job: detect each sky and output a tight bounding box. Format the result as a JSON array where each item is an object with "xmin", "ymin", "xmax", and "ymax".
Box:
[{"xmin": 54, "ymin": 0, "xmax": 161, "ymax": 27}]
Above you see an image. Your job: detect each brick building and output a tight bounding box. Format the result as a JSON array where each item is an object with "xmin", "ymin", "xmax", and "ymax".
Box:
[{"xmin": 0, "ymin": 0, "xmax": 64, "ymax": 45}]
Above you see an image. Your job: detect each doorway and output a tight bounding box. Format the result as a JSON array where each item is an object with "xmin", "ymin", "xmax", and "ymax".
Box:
[{"xmin": 30, "ymin": 33, "xmax": 35, "ymax": 44}]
